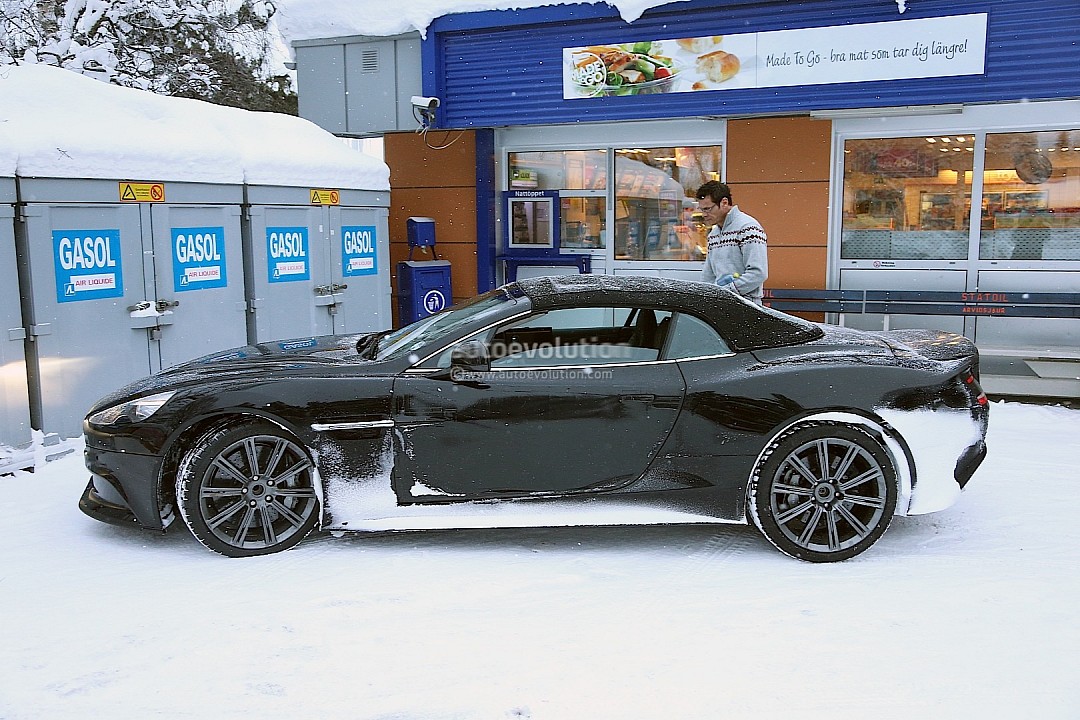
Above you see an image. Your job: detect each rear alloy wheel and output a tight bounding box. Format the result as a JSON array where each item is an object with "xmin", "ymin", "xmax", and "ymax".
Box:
[
  {"xmin": 176, "ymin": 422, "xmax": 320, "ymax": 557},
  {"xmin": 749, "ymin": 424, "xmax": 897, "ymax": 562}
]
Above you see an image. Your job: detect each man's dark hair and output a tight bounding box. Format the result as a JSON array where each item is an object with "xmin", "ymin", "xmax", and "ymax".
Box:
[{"xmin": 696, "ymin": 181, "xmax": 732, "ymax": 204}]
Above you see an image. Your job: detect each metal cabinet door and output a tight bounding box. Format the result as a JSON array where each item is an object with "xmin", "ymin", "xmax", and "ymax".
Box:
[
  {"xmin": 1, "ymin": 201, "xmax": 32, "ymax": 448},
  {"xmin": 148, "ymin": 204, "xmax": 248, "ymax": 369},
  {"xmin": 247, "ymin": 205, "xmax": 335, "ymax": 343},
  {"xmin": 20, "ymin": 203, "xmax": 151, "ymax": 438},
  {"xmin": 330, "ymin": 205, "xmax": 392, "ymax": 335}
]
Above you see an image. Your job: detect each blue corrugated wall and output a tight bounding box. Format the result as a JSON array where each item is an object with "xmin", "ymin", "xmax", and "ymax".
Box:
[{"xmin": 425, "ymin": 0, "xmax": 1080, "ymax": 128}]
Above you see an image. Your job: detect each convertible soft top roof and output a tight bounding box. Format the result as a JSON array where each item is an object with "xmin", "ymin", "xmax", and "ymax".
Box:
[{"xmin": 513, "ymin": 275, "xmax": 824, "ymax": 352}]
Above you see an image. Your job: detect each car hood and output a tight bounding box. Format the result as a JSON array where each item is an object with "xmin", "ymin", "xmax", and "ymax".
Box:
[{"xmin": 87, "ymin": 333, "xmax": 381, "ymax": 413}]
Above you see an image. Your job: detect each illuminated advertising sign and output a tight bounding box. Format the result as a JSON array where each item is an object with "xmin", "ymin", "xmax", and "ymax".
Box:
[{"xmin": 563, "ymin": 14, "xmax": 987, "ymax": 99}]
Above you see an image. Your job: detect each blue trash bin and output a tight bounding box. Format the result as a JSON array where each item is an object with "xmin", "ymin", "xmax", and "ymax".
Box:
[{"xmin": 397, "ymin": 259, "xmax": 451, "ymax": 325}]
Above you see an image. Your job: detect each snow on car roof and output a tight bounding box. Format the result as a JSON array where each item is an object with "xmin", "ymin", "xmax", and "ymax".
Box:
[{"xmin": 516, "ymin": 274, "xmax": 824, "ymax": 351}]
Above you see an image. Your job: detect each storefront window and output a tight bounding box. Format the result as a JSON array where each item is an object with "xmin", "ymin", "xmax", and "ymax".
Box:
[
  {"xmin": 841, "ymin": 136, "xmax": 974, "ymax": 260},
  {"xmin": 508, "ymin": 150, "xmax": 607, "ymax": 190},
  {"xmin": 509, "ymin": 150, "xmax": 607, "ymax": 250},
  {"xmin": 614, "ymin": 146, "xmax": 719, "ymax": 261},
  {"xmin": 559, "ymin": 196, "xmax": 605, "ymax": 249},
  {"xmin": 508, "ymin": 146, "xmax": 721, "ymax": 258},
  {"xmin": 980, "ymin": 130, "xmax": 1080, "ymax": 260}
]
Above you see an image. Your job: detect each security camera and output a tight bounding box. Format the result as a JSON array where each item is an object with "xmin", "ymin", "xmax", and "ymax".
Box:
[{"xmin": 411, "ymin": 96, "xmax": 441, "ymax": 111}]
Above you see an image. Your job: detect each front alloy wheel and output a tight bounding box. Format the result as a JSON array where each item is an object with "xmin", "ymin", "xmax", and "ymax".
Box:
[
  {"xmin": 176, "ymin": 422, "xmax": 320, "ymax": 557},
  {"xmin": 749, "ymin": 424, "xmax": 897, "ymax": 562}
]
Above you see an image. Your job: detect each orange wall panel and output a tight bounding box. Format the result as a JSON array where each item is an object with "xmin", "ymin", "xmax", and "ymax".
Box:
[
  {"xmin": 765, "ymin": 246, "xmax": 827, "ymax": 290},
  {"xmin": 384, "ymin": 131, "xmax": 483, "ymax": 323},
  {"xmin": 733, "ymin": 181, "xmax": 829, "ymax": 249},
  {"xmin": 384, "ymin": 132, "xmax": 477, "ymax": 189},
  {"xmin": 389, "ymin": 187, "xmax": 478, "ymax": 247},
  {"xmin": 722, "ymin": 116, "xmax": 831, "ymax": 290},
  {"xmin": 727, "ymin": 116, "xmax": 832, "ymax": 184}
]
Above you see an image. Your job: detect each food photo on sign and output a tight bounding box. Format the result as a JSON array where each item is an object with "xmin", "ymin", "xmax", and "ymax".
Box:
[{"xmin": 563, "ymin": 34, "xmax": 758, "ymax": 98}]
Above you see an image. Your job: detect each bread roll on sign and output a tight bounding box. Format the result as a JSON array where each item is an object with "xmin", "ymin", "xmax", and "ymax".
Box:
[{"xmin": 696, "ymin": 50, "xmax": 740, "ymax": 82}]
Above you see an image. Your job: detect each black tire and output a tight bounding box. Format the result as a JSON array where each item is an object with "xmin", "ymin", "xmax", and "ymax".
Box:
[
  {"xmin": 176, "ymin": 421, "xmax": 320, "ymax": 557},
  {"xmin": 748, "ymin": 423, "xmax": 897, "ymax": 562}
]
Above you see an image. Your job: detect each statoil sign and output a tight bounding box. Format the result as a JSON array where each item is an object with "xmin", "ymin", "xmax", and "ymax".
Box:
[
  {"xmin": 52, "ymin": 229, "xmax": 124, "ymax": 303},
  {"xmin": 342, "ymin": 225, "xmax": 378, "ymax": 277},
  {"xmin": 172, "ymin": 226, "xmax": 227, "ymax": 292},
  {"xmin": 266, "ymin": 226, "xmax": 310, "ymax": 283}
]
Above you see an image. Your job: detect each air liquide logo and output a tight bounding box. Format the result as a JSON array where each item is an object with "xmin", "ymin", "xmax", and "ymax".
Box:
[
  {"xmin": 172, "ymin": 226, "xmax": 227, "ymax": 292},
  {"xmin": 266, "ymin": 226, "xmax": 310, "ymax": 283},
  {"xmin": 53, "ymin": 229, "xmax": 124, "ymax": 303},
  {"xmin": 569, "ymin": 50, "xmax": 606, "ymax": 95}
]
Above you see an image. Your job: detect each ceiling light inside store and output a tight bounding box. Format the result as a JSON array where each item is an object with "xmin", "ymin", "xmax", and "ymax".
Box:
[{"xmin": 926, "ymin": 137, "xmax": 937, "ymax": 143}]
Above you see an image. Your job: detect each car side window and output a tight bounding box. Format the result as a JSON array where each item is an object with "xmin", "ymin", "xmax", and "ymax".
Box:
[
  {"xmin": 488, "ymin": 307, "xmax": 673, "ymax": 367},
  {"xmin": 662, "ymin": 313, "xmax": 733, "ymax": 359}
]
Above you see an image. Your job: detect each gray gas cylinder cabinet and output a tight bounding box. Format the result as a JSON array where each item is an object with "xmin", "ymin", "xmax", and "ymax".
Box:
[
  {"xmin": 243, "ymin": 184, "xmax": 391, "ymax": 343},
  {"xmin": 1, "ymin": 174, "xmax": 33, "ymax": 451},
  {"xmin": 15, "ymin": 177, "xmax": 249, "ymax": 440}
]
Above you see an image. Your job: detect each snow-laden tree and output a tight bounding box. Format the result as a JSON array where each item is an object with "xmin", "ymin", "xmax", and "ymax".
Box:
[{"xmin": 0, "ymin": 0, "xmax": 296, "ymax": 113}]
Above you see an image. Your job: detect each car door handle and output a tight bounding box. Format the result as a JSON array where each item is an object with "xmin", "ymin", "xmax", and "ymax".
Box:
[{"xmin": 620, "ymin": 394, "xmax": 655, "ymax": 402}]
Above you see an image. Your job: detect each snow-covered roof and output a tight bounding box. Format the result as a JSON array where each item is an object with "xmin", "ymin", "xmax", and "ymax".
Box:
[
  {"xmin": 275, "ymin": 0, "xmax": 909, "ymax": 43},
  {"xmin": 0, "ymin": 64, "xmax": 390, "ymax": 190}
]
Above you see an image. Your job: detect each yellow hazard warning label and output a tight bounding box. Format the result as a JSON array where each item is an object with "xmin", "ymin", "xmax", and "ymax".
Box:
[
  {"xmin": 310, "ymin": 189, "xmax": 340, "ymax": 205},
  {"xmin": 119, "ymin": 182, "xmax": 165, "ymax": 203}
]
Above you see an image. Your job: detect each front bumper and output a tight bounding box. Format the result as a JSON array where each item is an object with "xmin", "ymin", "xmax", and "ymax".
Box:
[
  {"xmin": 79, "ymin": 476, "xmax": 143, "ymax": 528},
  {"xmin": 81, "ymin": 444, "xmax": 169, "ymax": 530}
]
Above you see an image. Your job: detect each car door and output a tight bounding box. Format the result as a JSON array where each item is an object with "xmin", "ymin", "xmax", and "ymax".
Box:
[{"xmin": 390, "ymin": 306, "xmax": 686, "ymax": 500}]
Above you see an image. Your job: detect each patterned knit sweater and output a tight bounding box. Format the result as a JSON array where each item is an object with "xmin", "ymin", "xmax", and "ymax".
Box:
[{"xmin": 701, "ymin": 205, "xmax": 768, "ymax": 301}]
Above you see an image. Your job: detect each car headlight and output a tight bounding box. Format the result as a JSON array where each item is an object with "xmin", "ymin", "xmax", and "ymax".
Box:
[{"xmin": 89, "ymin": 391, "xmax": 177, "ymax": 426}]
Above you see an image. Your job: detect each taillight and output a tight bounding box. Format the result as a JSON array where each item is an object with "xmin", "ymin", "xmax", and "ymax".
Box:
[{"xmin": 964, "ymin": 371, "xmax": 988, "ymax": 406}]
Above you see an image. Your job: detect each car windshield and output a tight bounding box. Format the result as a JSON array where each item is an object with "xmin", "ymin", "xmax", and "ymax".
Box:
[{"xmin": 376, "ymin": 287, "xmax": 523, "ymax": 361}]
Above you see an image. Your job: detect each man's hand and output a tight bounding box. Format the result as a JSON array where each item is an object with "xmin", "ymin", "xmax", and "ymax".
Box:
[{"xmin": 715, "ymin": 272, "xmax": 740, "ymax": 287}]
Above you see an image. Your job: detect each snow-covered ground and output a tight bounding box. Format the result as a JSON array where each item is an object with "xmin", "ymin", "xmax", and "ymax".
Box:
[{"xmin": 1, "ymin": 399, "xmax": 1078, "ymax": 719}]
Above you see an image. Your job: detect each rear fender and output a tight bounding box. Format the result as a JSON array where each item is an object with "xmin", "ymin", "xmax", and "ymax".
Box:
[{"xmin": 746, "ymin": 411, "xmax": 914, "ymax": 520}]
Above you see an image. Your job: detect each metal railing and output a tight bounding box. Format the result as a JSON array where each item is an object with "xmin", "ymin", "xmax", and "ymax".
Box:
[{"xmin": 762, "ymin": 289, "xmax": 1080, "ymax": 319}]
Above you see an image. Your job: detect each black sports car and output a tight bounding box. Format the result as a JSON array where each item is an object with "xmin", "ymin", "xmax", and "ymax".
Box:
[{"xmin": 80, "ymin": 275, "xmax": 989, "ymax": 562}]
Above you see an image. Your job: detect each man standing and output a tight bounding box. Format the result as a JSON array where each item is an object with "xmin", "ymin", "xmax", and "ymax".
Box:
[{"xmin": 696, "ymin": 181, "xmax": 768, "ymax": 304}]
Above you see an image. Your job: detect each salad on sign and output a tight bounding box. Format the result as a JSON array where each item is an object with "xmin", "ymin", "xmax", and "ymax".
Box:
[{"xmin": 570, "ymin": 41, "xmax": 682, "ymax": 96}]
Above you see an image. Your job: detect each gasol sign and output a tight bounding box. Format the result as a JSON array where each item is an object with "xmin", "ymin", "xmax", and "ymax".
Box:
[
  {"xmin": 266, "ymin": 226, "xmax": 310, "ymax": 283},
  {"xmin": 172, "ymin": 226, "xmax": 227, "ymax": 292},
  {"xmin": 52, "ymin": 229, "xmax": 124, "ymax": 303},
  {"xmin": 341, "ymin": 225, "xmax": 378, "ymax": 277}
]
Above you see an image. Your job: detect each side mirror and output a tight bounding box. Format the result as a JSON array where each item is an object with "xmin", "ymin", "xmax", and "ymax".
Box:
[{"xmin": 450, "ymin": 339, "xmax": 491, "ymax": 373}]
